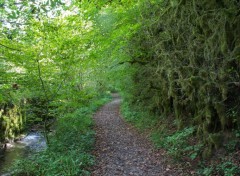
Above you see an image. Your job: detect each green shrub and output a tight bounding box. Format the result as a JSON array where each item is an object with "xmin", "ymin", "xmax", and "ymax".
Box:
[{"xmin": 9, "ymin": 95, "xmax": 111, "ymax": 176}]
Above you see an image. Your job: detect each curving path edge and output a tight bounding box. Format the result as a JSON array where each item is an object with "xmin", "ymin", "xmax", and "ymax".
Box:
[{"xmin": 91, "ymin": 94, "xmax": 180, "ymax": 176}]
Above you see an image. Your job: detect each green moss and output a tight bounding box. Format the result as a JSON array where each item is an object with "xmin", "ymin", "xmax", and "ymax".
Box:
[
  {"xmin": 208, "ymin": 133, "xmax": 223, "ymax": 149},
  {"xmin": 0, "ymin": 104, "xmax": 24, "ymax": 143},
  {"xmin": 202, "ymin": 147, "xmax": 213, "ymax": 159},
  {"xmin": 125, "ymin": 0, "xmax": 240, "ymax": 150}
]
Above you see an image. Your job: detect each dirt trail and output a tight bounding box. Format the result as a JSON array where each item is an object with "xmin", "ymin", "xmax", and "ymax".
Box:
[{"xmin": 91, "ymin": 94, "xmax": 180, "ymax": 176}]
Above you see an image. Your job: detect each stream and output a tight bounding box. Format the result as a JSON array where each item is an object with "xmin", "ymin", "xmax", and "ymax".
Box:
[{"xmin": 0, "ymin": 132, "xmax": 46, "ymax": 175}]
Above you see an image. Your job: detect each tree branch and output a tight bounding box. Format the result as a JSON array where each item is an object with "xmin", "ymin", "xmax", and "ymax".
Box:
[
  {"xmin": 36, "ymin": 51, "xmax": 50, "ymax": 145},
  {"xmin": 0, "ymin": 43, "xmax": 21, "ymax": 51}
]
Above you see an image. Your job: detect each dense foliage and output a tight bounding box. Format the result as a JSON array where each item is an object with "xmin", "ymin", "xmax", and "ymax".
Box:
[
  {"xmin": 125, "ymin": 0, "xmax": 240, "ymax": 153},
  {"xmin": 1, "ymin": 0, "xmax": 240, "ymax": 175},
  {"xmin": 0, "ymin": 0, "xmax": 108, "ymax": 144}
]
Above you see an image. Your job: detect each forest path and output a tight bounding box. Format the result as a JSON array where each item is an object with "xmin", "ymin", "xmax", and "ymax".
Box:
[{"xmin": 91, "ymin": 94, "xmax": 180, "ymax": 176}]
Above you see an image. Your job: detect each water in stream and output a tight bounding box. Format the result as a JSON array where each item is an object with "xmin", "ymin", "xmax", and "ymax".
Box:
[{"xmin": 0, "ymin": 132, "xmax": 46, "ymax": 175}]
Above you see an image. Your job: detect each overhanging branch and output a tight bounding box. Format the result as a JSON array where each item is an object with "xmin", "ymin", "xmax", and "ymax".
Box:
[{"xmin": 0, "ymin": 43, "xmax": 21, "ymax": 51}]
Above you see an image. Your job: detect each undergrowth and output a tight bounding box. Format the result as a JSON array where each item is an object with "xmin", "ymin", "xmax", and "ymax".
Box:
[
  {"xmin": 121, "ymin": 100, "xmax": 240, "ymax": 176},
  {"xmin": 8, "ymin": 94, "xmax": 111, "ymax": 176},
  {"xmin": 121, "ymin": 101, "xmax": 200, "ymax": 160}
]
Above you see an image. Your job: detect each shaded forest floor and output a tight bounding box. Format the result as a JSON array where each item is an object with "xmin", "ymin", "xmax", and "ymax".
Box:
[{"xmin": 91, "ymin": 94, "xmax": 183, "ymax": 176}]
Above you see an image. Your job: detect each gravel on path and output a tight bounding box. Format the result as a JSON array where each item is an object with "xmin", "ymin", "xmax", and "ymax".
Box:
[{"xmin": 91, "ymin": 94, "xmax": 181, "ymax": 176}]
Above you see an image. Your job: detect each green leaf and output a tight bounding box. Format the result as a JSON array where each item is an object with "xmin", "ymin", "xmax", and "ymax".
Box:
[{"xmin": 190, "ymin": 152, "xmax": 198, "ymax": 160}]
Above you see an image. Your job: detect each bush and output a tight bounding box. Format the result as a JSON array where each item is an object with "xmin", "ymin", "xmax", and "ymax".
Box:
[{"xmin": 9, "ymin": 95, "xmax": 111, "ymax": 176}]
